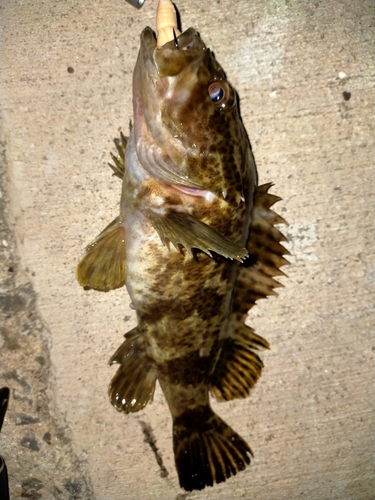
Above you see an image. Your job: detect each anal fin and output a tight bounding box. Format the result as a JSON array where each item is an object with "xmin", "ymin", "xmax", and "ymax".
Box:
[
  {"xmin": 147, "ymin": 210, "xmax": 248, "ymax": 262},
  {"xmin": 210, "ymin": 323, "xmax": 269, "ymax": 401},
  {"xmin": 76, "ymin": 216, "xmax": 126, "ymax": 291},
  {"xmin": 108, "ymin": 328, "xmax": 156, "ymax": 413}
]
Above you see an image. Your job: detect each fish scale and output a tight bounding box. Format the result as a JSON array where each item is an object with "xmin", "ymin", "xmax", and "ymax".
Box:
[{"xmin": 76, "ymin": 0, "xmax": 288, "ymax": 492}]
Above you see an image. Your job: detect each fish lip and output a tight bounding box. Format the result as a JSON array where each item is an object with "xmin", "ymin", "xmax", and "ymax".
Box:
[
  {"xmin": 140, "ymin": 27, "xmax": 207, "ymax": 77},
  {"xmin": 139, "ymin": 26, "xmax": 157, "ymax": 60}
]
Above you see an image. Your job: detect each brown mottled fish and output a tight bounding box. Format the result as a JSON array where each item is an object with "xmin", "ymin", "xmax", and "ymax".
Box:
[{"xmin": 77, "ymin": 0, "xmax": 288, "ymax": 491}]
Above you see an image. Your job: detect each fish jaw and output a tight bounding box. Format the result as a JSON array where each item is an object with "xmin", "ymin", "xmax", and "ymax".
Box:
[{"xmin": 132, "ymin": 26, "xmax": 252, "ymax": 207}]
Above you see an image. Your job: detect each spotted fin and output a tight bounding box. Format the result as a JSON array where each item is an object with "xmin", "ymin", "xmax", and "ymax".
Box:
[
  {"xmin": 76, "ymin": 216, "xmax": 126, "ymax": 291},
  {"xmin": 210, "ymin": 324, "xmax": 269, "ymax": 401},
  {"xmin": 108, "ymin": 328, "xmax": 157, "ymax": 413},
  {"xmin": 108, "ymin": 132, "xmax": 127, "ymax": 180},
  {"xmin": 147, "ymin": 210, "xmax": 248, "ymax": 262},
  {"xmin": 234, "ymin": 182, "xmax": 289, "ymax": 314},
  {"xmin": 173, "ymin": 406, "xmax": 252, "ymax": 491}
]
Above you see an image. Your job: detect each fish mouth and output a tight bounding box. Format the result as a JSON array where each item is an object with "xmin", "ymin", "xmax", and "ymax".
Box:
[
  {"xmin": 134, "ymin": 27, "xmax": 213, "ymax": 191},
  {"xmin": 141, "ymin": 26, "xmax": 207, "ymax": 77}
]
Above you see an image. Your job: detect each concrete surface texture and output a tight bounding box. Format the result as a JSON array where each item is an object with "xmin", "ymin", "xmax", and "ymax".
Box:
[{"xmin": 0, "ymin": 0, "xmax": 374, "ymax": 499}]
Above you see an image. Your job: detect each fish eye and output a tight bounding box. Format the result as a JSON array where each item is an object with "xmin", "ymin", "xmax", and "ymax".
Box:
[
  {"xmin": 209, "ymin": 86, "xmax": 224, "ymax": 102},
  {"xmin": 208, "ymin": 81, "xmax": 230, "ymax": 108}
]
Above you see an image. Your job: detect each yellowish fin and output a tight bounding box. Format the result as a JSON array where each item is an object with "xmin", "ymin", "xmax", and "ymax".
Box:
[
  {"xmin": 173, "ymin": 406, "xmax": 252, "ymax": 491},
  {"xmin": 76, "ymin": 216, "xmax": 126, "ymax": 291},
  {"xmin": 108, "ymin": 132, "xmax": 127, "ymax": 180},
  {"xmin": 147, "ymin": 211, "xmax": 248, "ymax": 262},
  {"xmin": 210, "ymin": 324, "xmax": 269, "ymax": 401},
  {"xmin": 108, "ymin": 328, "xmax": 157, "ymax": 413}
]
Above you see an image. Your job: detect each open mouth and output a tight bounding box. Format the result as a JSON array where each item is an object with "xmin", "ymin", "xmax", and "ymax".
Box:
[{"xmin": 140, "ymin": 0, "xmax": 208, "ymax": 73}]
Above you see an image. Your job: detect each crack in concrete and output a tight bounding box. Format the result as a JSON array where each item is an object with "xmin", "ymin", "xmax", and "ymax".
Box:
[
  {"xmin": 139, "ymin": 420, "xmax": 169, "ymax": 479},
  {"xmin": 0, "ymin": 135, "xmax": 95, "ymax": 500}
]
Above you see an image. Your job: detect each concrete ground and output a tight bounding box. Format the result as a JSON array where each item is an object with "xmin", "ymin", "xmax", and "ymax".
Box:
[{"xmin": 0, "ymin": 0, "xmax": 374, "ymax": 499}]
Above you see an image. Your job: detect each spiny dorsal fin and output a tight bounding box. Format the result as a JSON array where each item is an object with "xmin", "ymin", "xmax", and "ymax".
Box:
[
  {"xmin": 233, "ymin": 183, "xmax": 289, "ymax": 314},
  {"xmin": 108, "ymin": 132, "xmax": 127, "ymax": 180},
  {"xmin": 76, "ymin": 216, "xmax": 126, "ymax": 291}
]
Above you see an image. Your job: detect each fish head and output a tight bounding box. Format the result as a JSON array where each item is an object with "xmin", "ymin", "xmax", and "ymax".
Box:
[{"xmin": 133, "ymin": 26, "xmax": 253, "ymax": 206}]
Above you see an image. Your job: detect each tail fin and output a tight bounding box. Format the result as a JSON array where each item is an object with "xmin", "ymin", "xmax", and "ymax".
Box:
[{"xmin": 173, "ymin": 406, "xmax": 252, "ymax": 491}]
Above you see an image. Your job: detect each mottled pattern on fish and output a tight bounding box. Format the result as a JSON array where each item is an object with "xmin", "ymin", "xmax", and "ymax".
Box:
[{"xmin": 77, "ymin": 2, "xmax": 288, "ymax": 492}]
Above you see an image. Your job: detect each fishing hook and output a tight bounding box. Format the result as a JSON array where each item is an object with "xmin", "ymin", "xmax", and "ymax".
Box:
[{"xmin": 173, "ymin": 28, "xmax": 179, "ymax": 49}]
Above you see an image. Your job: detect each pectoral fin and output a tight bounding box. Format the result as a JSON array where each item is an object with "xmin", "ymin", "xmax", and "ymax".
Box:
[
  {"xmin": 147, "ymin": 211, "xmax": 248, "ymax": 262},
  {"xmin": 76, "ymin": 216, "xmax": 126, "ymax": 291}
]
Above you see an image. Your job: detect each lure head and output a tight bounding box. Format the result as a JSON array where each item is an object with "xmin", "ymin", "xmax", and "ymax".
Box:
[{"xmin": 133, "ymin": 24, "xmax": 255, "ymax": 206}]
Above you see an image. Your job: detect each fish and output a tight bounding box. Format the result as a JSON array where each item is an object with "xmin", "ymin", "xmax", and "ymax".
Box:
[{"xmin": 76, "ymin": 0, "xmax": 288, "ymax": 491}]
